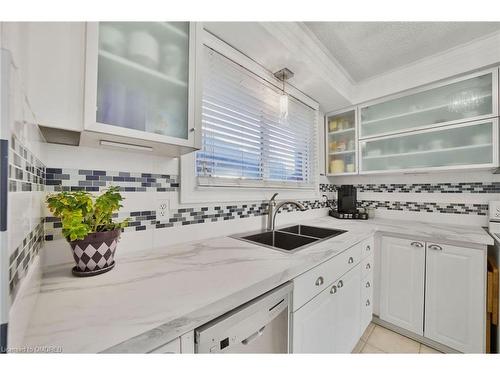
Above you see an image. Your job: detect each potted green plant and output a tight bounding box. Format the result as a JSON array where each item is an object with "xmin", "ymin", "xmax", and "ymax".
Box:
[{"xmin": 46, "ymin": 186, "xmax": 129, "ymax": 277}]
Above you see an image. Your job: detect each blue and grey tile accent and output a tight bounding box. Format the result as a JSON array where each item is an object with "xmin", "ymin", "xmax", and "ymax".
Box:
[
  {"xmin": 8, "ymin": 135, "xmax": 45, "ymax": 192},
  {"xmin": 320, "ymin": 182, "xmax": 500, "ymax": 194},
  {"xmin": 321, "ymin": 181, "xmax": 493, "ymax": 215},
  {"xmin": 44, "ymin": 199, "xmax": 330, "ymax": 240},
  {"xmin": 8, "ymin": 220, "xmax": 44, "ymax": 299},
  {"xmin": 8, "ymin": 135, "xmax": 46, "ymax": 301},
  {"xmin": 357, "ymin": 182, "xmax": 500, "ymax": 194},
  {"xmin": 357, "ymin": 200, "xmax": 488, "ymax": 216},
  {"xmin": 42, "ymin": 168, "xmax": 495, "ymax": 241},
  {"xmin": 319, "ymin": 183, "xmax": 336, "ymax": 192},
  {"xmin": 45, "ymin": 168, "xmax": 179, "ymax": 193}
]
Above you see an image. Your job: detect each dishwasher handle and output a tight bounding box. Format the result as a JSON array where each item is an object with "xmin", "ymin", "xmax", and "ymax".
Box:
[{"xmin": 241, "ymin": 326, "xmax": 266, "ymax": 345}]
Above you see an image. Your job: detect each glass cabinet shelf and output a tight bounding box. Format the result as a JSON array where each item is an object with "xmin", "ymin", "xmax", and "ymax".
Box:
[
  {"xmin": 326, "ymin": 108, "xmax": 357, "ymax": 175},
  {"xmin": 359, "ymin": 119, "xmax": 498, "ymax": 173},
  {"xmin": 360, "ymin": 69, "xmax": 498, "ymax": 139},
  {"xmin": 98, "ymin": 50, "xmax": 188, "ymax": 88}
]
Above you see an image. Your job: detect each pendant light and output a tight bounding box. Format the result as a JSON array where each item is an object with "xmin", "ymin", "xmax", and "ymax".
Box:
[{"xmin": 274, "ymin": 68, "xmax": 294, "ymax": 125}]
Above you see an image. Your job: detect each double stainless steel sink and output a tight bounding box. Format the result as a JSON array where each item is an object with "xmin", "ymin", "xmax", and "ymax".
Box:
[{"xmin": 234, "ymin": 225, "xmax": 347, "ymax": 253}]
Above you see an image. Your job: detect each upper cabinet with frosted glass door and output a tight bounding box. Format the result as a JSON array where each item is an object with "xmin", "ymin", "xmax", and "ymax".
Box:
[
  {"xmin": 359, "ymin": 68, "xmax": 498, "ymax": 139},
  {"xmin": 83, "ymin": 22, "xmax": 202, "ymax": 155}
]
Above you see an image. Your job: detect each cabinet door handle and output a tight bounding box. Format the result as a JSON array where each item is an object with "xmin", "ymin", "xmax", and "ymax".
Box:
[
  {"xmin": 366, "ymin": 300, "xmax": 371, "ymax": 307},
  {"xmin": 365, "ymin": 263, "xmax": 371, "ymax": 270},
  {"xmin": 348, "ymin": 257, "xmax": 354, "ymax": 264},
  {"xmin": 428, "ymin": 244, "xmax": 443, "ymax": 251},
  {"xmin": 337, "ymin": 280, "xmax": 344, "ymax": 288},
  {"xmin": 315, "ymin": 276, "xmax": 324, "ymax": 286},
  {"xmin": 365, "ymin": 281, "xmax": 371, "ymax": 288},
  {"xmin": 365, "ymin": 245, "xmax": 371, "ymax": 252},
  {"xmin": 330, "ymin": 285, "xmax": 337, "ymax": 294},
  {"xmin": 410, "ymin": 241, "xmax": 424, "ymax": 248}
]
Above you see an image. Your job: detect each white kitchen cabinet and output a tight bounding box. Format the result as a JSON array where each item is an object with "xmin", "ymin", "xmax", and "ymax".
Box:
[
  {"xmin": 360, "ymin": 237, "xmax": 374, "ymax": 332},
  {"xmin": 359, "ymin": 68, "xmax": 498, "ymax": 139},
  {"xmin": 83, "ymin": 22, "xmax": 202, "ymax": 155},
  {"xmin": 292, "ymin": 242, "xmax": 361, "ymax": 311},
  {"xmin": 359, "ymin": 118, "xmax": 499, "ymax": 174},
  {"xmin": 379, "ymin": 236, "xmax": 426, "ymax": 335},
  {"xmin": 379, "ymin": 235, "xmax": 487, "ymax": 353},
  {"xmin": 425, "ymin": 242, "xmax": 486, "ymax": 353},
  {"xmin": 148, "ymin": 331, "xmax": 194, "ymax": 354},
  {"xmin": 361, "ymin": 272, "xmax": 374, "ymax": 331},
  {"xmin": 325, "ymin": 107, "xmax": 358, "ymax": 176},
  {"xmin": 361, "ymin": 254, "xmax": 373, "ymax": 278},
  {"xmin": 149, "ymin": 337, "xmax": 181, "ymax": 353},
  {"xmin": 0, "ymin": 22, "xmax": 86, "ymax": 132},
  {"xmin": 292, "ymin": 263, "xmax": 362, "ymax": 353},
  {"xmin": 333, "ymin": 263, "xmax": 362, "ymax": 353},
  {"xmin": 292, "ymin": 280, "xmax": 337, "ymax": 353}
]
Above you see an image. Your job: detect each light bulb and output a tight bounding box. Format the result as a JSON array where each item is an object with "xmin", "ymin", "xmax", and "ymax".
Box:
[{"xmin": 279, "ymin": 93, "xmax": 289, "ymax": 124}]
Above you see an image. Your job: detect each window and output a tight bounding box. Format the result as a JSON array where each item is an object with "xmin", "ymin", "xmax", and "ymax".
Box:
[{"xmin": 195, "ymin": 46, "xmax": 318, "ymax": 189}]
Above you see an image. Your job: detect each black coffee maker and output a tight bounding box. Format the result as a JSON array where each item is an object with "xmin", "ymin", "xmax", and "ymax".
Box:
[{"xmin": 329, "ymin": 185, "xmax": 368, "ymax": 220}]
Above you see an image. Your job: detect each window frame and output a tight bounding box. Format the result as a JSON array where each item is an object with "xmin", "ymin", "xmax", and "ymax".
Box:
[{"xmin": 180, "ymin": 30, "xmax": 320, "ymax": 204}]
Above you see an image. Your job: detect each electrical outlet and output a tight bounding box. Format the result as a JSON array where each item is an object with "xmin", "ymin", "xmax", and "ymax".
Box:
[{"xmin": 157, "ymin": 199, "xmax": 169, "ymax": 219}]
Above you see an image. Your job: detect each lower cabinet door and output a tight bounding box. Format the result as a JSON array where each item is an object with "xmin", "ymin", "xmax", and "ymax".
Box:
[
  {"xmin": 333, "ymin": 263, "xmax": 362, "ymax": 353},
  {"xmin": 424, "ymin": 242, "xmax": 486, "ymax": 353},
  {"xmin": 379, "ymin": 236, "xmax": 425, "ymax": 335},
  {"xmin": 292, "ymin": 264, "xmax": 363, "ymax": 353},
  {"xmin": 292, "ymin": 282, "xmax": 337, "ymax": 353}
]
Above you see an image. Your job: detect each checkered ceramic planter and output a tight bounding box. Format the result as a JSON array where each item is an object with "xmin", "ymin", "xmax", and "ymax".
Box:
[{"xmin": 69, "ymin": 229, "xmax": 121, "ymax": 273}]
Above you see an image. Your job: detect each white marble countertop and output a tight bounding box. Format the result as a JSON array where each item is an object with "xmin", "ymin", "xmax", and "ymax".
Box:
[{"xmin": 23, "ymin": 216, "xmax": 492, "ymax": 353}]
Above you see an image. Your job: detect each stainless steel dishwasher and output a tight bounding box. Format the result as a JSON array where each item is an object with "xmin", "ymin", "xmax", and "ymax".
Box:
[{"xmin": 195, "ymin": 283, "xmax": 292, "ymax": 353}]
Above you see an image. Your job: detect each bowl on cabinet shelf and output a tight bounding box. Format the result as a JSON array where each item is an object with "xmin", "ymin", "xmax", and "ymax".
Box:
[
  {"xmin": 128, "ymin": 30, "xmax": 160, "ymax": 69},
  {"xmin": 99, "ymin": 25, "xmax": 127, "ymax": 56},
  {"xmin": 330, "ymin": 159, "xmax": 345, "ymax": 174}
]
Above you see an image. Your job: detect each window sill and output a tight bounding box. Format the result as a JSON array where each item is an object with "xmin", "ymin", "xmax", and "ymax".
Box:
[{"xmin": 180, "ymin": 153, "xmax": 320, "ymax": 204}]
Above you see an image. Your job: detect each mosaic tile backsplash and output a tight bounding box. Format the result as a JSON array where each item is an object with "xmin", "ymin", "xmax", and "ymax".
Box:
[
  {"xmin": 45, "ymin": 200, "xmax": 330, "ymax": 241},
  {"xmin": 40, "ymin": 173, "xmax": 496, "ymax": 242},
  {"xmin": 8, "ymin": 135, "xmax": 46, "ymax": 300},
  {"xmin": 320, "ymin": 182, "xmax": 500, "ymax": 194},
  {"xmin": 45, "ymin": 168, "xmax": 179, "ymax": 193},
  {"xmin": 357, "ymin": 200, "xmax": 488, "ymax": 216},
  {"xmin": 9, "ymin": 221, "xmax": 44, "ymax": 298},
  {"xmin": 8, "ymin": 135, "xmax": 45, "ymax": 193}
]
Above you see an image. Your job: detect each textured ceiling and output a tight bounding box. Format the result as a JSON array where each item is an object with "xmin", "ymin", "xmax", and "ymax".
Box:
[{"xmin": 304, "ymin": 22, "xmax": 500, "ymax": 82}]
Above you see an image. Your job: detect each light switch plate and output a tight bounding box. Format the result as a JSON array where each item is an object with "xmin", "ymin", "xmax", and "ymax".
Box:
[{"xmin": 157, "ymin": 199, "xmax": 170, "ymax": 220}]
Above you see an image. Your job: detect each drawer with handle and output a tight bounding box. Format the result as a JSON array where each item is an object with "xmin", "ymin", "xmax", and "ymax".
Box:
[
  {"xmin": 362, "ymin": 272, "xmax": 373, "ymax": 302},
  {"xmin": 361, "ymin": 271, "xmax": 374, "ymax": 331},
  {"xmin": 361, "ymin": 294, "xmax": 373, "ymax": 332},
  {"xmin": 361, "ymin": 254, "xmax": 373, "ymax": 278},
  {"xmin": 361, "ymin": 237, "xmax": 374, "ymax": 259},
  {"xmin": 293, "ymin": 242, "xmax": 362, "ymax": 311}
]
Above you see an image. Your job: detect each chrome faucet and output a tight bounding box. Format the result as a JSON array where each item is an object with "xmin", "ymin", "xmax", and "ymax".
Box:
[{"xmin": 267, "ymin": 193, "xmax": 307, "ymax": 231}]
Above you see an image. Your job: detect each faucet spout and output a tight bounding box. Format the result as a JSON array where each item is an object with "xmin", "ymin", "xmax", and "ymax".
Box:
[{"xmin": 268, "ymin": 198, "xmax": 307, "ymax": 232}]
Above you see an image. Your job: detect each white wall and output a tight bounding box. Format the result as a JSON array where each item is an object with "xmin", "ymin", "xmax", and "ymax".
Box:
[{"xmin": 2, "ymin": 22, "xmax": 47, "ymax": 349}]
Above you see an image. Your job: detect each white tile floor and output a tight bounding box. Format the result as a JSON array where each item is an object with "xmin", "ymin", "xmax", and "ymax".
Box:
[{"xmin": 352, "ymin": 323, "xmax": 442, "ymax": 354}]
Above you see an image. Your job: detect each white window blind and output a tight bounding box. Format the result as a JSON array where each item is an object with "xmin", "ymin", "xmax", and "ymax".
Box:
[{"xmin": 196, "ymin": 46, "xmax": 318, "ymax": 189}]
